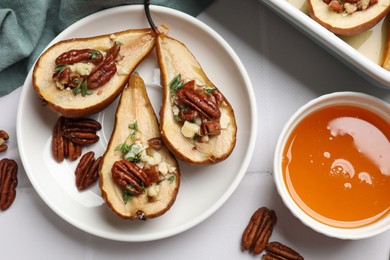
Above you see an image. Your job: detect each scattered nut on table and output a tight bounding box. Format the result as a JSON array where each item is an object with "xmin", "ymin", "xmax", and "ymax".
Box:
[
  {"xmin": 0, "ymin": 158, "xmax": 18, "ymax": 211},
  {"xmin": 0, "ymin": 130, "xmax": 9, "ymax": 153},
  {"xmin": 241, "ymin": 207, "xmax": 304, "ymax": 259}
]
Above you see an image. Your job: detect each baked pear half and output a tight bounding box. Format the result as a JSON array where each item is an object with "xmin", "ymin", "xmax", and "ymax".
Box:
[
  {"xmin": 99, "ymin": 73, "xmax": 180, "ymax": 220},
  {"xmin": 156, "ymin": 34, "xmax": 237, "ymax": 165},
  {"xmin": 33, "ymin": 28, "xmax": 155, "ymax": 118},
  {"xmin": 308, "ymin": 0, "xmax": 390, "ymax": 35}
]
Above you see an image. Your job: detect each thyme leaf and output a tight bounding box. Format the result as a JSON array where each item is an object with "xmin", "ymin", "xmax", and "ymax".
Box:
[
  {"xmin": 54, "ymin": 64, "xmax": 67, "ymax": 74},
  {"xmin": 169, "ymin": 74, "xmax": 183, "ymax": 93}
]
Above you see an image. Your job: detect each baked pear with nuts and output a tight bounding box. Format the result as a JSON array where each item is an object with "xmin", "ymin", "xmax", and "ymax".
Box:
[
  {"xmin": 308, "ymin": 0, "xmax": 390, "ymax": 35},
  {"xmin": 155, "ymin": 34, "xmax": 237, "ymax": 165},
  {"xmin": 33, "ymin": 28, "xmax": 155, "ymax": 118},
  {"xmin": 99, "ymin": 73, "xmax": 180, "ymax": 220}
]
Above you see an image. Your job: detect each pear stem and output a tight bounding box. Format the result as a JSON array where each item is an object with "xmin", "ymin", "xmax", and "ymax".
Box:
[{"xmin": 144, "ymin": 0, "xmax": 159, "ymax": 35}]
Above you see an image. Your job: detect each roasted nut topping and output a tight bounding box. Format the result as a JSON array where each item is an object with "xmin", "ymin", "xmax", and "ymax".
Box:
[
  {"xmin": 0, "ymin": 158, "xmax": 18, "ymax": 210},
  {"xmin": 242, "ymin": 207, "xmax": 277, "ymax": 254},
  {"xmin": 264, "ymin": 242, "xmax": 304, "ymax": 260},
  {"xmin": 75, "ymin": 151, "xmax": 102, "ymax": 190},
  {"xmin": 87, "ymin": 55, "xmax": 117, "ymax": 89},
  {"xmin": 55, "ymin": 49, "xmax": 103, "ymax": 65},
  {"xmin": 52, "ymin": 66, "xmax": 71, "ymax": 86},
  {"xmin": 176, "ymin": 88, "xmax": 221, "ymax": 120},
  {"xmin": 53, "ymin": 43, "xmax": 121, "ymax": 91},
  {"xmin": 147, "ymin": 137, "xmax": 162, "ymax": 150},
  {"xmin": 178, "ymin": 109, "xmax": 199, "ymax": 122},
  {"xmin": 200, "ymin": 120, "xmax": 221, "ymax": 136},
  {"xmin": 87, "ymin": 43, "xmax": 121, "ymax": 89},
  {"xmin": 0, "ymin": 130, "xmax": 9, "ymax": 153},
  {"xmin": 112, "ymin": 160, "xmax": 151, "ymax": 196},
  {"xmin": 144, "ymin": 167, "xmax": 160, "ymax": 183},
  {"xmin": 169, "ymin": 77, "xmax": 224, "ymax": 141},
  {"xmin": 325, "ymin": 0, "xmax": 377, "ymax": 13}
]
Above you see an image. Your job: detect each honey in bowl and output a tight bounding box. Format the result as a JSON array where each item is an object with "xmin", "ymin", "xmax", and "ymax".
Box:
[{"xmin": 282, "ymin": 105, "xmax": 390, "ymax": 228}]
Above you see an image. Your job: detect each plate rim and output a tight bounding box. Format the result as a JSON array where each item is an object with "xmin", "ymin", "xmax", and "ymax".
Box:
[{"xmin": 16, "ymin": 4, "xmax": 258, "ymax": 241}]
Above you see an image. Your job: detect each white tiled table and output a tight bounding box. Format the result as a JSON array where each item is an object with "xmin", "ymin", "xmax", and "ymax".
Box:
[{"xmin": 1, "ymin": 0, "xmax": 389, "ymax": 259}]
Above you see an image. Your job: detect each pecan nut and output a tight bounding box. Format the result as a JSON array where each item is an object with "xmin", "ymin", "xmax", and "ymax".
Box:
[
  {"xmin": 200, "ymin": 120, "xmax": 221, "ymax": 136},
  {"xmin": 62, "ymin": 129, "xmax": 99, "ymax": 145},
  {"xmin": 87, "ymin": 43, "xmax": 120, "ymax": 89},
  {"xmin": 147, "ymin": 137, "xmax": 162, "ymax": 150},
  {"xmin": 64, "ymin": 138, "xmax": 82, "ymax": 161},
  {"xmin": 111, "ymin": 160, "xmax": 151, "ymax": 196},
  {"xmin": 177, "ymin": 88, "xmax": 221, "ymax": 120},
  {"xmin": 0, "ymin": 130, "xmax": 9, "ymax": 153},
  {"xmin": 242, "ymin": 207, "xmax": 277, "ymax": 254},
  {"xmin": 52, "ymin": 117, "xmax": 99, "ymax": 161},
  {"xmin": 0, "ymin": 158, "xmax": 18, "ymax": 210},
  {"xmin": 55, "ymin": 49, "xmax": 103, "ymax": 65},
  {"xmin": 52, "ymin": 117, "xmax": 66, "ymax": 162},
  {"xmin": 63, "ymin": 117, "xmax": 102, "ymax": 131},
  {"xmin": 264, "ymin": 242, "xmax": 304, "ymax": 260},
  {"xmin": 75, "ymin": 151, "xmax": 102, "ymax": 190},
  {"xmin": 61, "ymin": 117, "xmax": 101, "ymax": 145}
]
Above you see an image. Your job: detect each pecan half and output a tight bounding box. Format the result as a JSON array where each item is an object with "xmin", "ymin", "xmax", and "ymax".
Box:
[
  {"xmin": 62, "ymin": 117, "xmax": 102, "ymax": 131},
  {"xmin": 147, "ymin": 137, "xmax": 162, "ymax": 150},
  {"xmin": 52, "ymin": 117, "xmax": 66, "ymax": 162},
  {"xmin": 0, "ymin": 158, "xmax": 18, "ymax": 210},
  {"xmin": 144, "ymin": 167, "xmax": 160, "ymax": 183},
  {"xmin": 200, "ymin": 120, "xmax": 221, "ymax": 136},
  {"xmin": 61, "ymin": 117, "xmax": 100, "ymax": 145},
  {"xmin": 112, "ymin": 160, "xmax": 151, "ymax": 196},
  {"xmin": 52, "ymin": 117, "xmax": 99, "ymax": 161},
  {"xmin": 75, "ymin": 151, "xmax": 102, "ymax": 190},
  {"xmin": 242, "ymin": 207, "xmax": 277, "ymax": 254},
  {"xmin": 211, "ymin": 89, "xmax": 224, "ymax": 105},
  {"xmin": 55, "ymin": 49, "xmax": 103, "ymax": 65},
  {"xmin": 87, "ymin": 43, "xmax": 120, "ymax": 89},
  {"xmin": 178, "ymin": 109, "xmax": 199, "ymax": 122},
  {"xmin": 264, "ymin": 242, "xmax": 304, "ymax": 260},
  {"xmin": 52, "ymin": 66, "xmax": 71, "ymax": 86},
  {"xmin": 0, "ymin": 130, "xmax": 9, "ymax": 153},
  {"xmin": 176, "ymin": 88, "xmax": 221, "ymax": 120},
  {"xmin": 62, "ymin": 129, "xmax": 99, "ymax": 145},
  {"xmin": 64, "ymin": 138, "xmax": 82, "ymax": 162}
]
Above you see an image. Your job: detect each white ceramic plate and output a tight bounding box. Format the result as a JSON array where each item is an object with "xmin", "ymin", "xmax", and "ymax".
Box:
[
  {"xmin": 16, "ymin": 5, "xmax": 256, "ymax": 241},
  {"xmin": 260, "ymin": 0, "xmax": 390, "ymax": 89}
]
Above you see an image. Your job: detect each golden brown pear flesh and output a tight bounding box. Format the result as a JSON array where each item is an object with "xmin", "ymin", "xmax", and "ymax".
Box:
[
  {"xmin": 99, "ymin": 73, "xmax": 180, "ymax": 220},
  {"xmin": 156, "ymin": 34, "xmax": 237, "ymax": 165},
  {"xmin": 308, "ymin": 0, "xmax": 390, "ymax": 36},
  {"xmin": 33, "ymin": 28, "xmax": 155, "ymax": 118}
]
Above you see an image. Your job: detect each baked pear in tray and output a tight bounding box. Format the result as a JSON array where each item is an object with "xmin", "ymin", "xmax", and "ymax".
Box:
[
  {"xmin": 33, "ymin": 28, "xmax": 155, "ymax": 118},
  {"xmin": 308, "ymin": 0, "xmax": 390, "ymax": 36},
  {"xmin": 155, "ymin": 33, "xmax": 237, "ymax": 165},
  {"xmin": 99, "ymin": 73, "xmax": 180, "ymax": 220}
]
